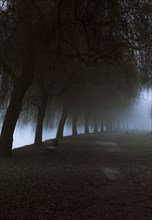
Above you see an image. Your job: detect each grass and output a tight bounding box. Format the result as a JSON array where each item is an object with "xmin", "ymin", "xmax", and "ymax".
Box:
[
  {"xmin": 118, "ymin": 131, "xmax": 152, "ymax": 152},
  {"xmin": 44, "ymin": 131, "xmax": 152, "ymax": 153},
  {"xmin": 1, "ymin": 131, "xmax": 152, "ymax": 219}
]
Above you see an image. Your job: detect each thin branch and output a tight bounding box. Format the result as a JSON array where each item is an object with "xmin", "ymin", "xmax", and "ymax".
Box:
[
  {"xmin": 74, "ymin": 0, "xmax": 96, "ymax": 33},
  {"xmin": 48, "ymin": 82, "xmax": 74, "ymax": 97},
  {"xmin": 57, "ymin": 0, "xmax": 64, "ymax": 25},
  {"xmin": 0, "ymin": 55, "xmax": 17, "ymax": 81}
]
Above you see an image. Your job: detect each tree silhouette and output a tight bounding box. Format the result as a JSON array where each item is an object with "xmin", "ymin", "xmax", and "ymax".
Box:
[{"xmin": 0, "ymin": 0, "xmax": 151, "ymax": 156}]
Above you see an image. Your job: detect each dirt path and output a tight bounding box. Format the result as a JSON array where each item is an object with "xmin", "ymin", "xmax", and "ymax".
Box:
[{"xmin": 0, "ymin": 133, "xmax": 152, "ymax": 219}]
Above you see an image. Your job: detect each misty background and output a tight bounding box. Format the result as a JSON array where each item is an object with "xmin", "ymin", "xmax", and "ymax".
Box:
[{"xmin": 10, "ymin": 89, "xmax": 151, "ymax": 149}]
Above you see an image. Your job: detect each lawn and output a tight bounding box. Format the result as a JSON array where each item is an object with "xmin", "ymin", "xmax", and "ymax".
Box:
[{"xmin": 118, "ymin": 131, "xmax": 152, "ymax": 152}]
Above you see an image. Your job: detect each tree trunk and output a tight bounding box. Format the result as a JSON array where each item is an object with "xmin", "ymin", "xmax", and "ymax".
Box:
[
  {"xmin": 113, "ymin": 120, "xmax": 116, "ymax": 131},
  {"xmin": 106, "ymin": 120, "xmax": 110, "ymax": 132},
  {"xmin": 116, "ymin": 121, "xmax": 120, "ymax": 130},
  {"xmin": 84, "ymin": 113, "xmax": 89, "ymax": 134},
  {"xmin": 122, "ymin": 122, "xmax": 125, "ymax": 130},
  {"xmin": 0, "ymin": 1, "xmax": 35, "ymax": 156},
  {"xmin": 94, "ymin": 118, "xmax": 98, "ymax": 133},
  {"xmin": 109, "ymin": 120, "xmax": 112, "ymax": 131},
  {"xmin": 111, "ymin": 120, "xmax": 114, "ymax": 131},
  {"xmin": 72, "ymin": 111, "xmax": 78, "ymax": 136},
  {"xmin": 56, "ymin": 103, "xmax": 68, "ymax": 139},
  {"xmin": 34, "ymin": 95, "xmax": 48, "ymax": 145},
  {"xmin": 0, "ymin": 81, "xmax": 29, "ymax": 156},
  {"xmin": 116, "ymin": 121, "xmax": 120, "ymax": 131},
  {"xmin": 100, "ymin": 120, "xmax": 104, "ymax": 132}
]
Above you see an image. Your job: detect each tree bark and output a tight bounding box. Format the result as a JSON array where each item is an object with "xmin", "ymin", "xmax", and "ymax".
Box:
[
  {"xmin": 116, "ymin": 121, "xmax": 120, "ymax": 130},
  {"xmin": 113, "ymin": 121, "xmax": 116, "ymax": 131},
  {"xmin": 100, "ymin": 120, "xmax": 104, "ymax": 132},
  {"xmin": 0, "ymin": 80, "xmax": 29, "ymax": 156},
  {"xmin": 106, "ymin": 120, "xmax": 110, "ymax": 132},
  {"xmin": 0, "ymin": 1, "xmax": 35, "ymax": 156},
  {"xmin": 94, "ymin": 118, "xmax": 98, "ymax": 133},
  {"xmin": 84, "ymin": 113, "xmax": 89, "ymax": 134},
  {"xmin": 34, "ymin": 95, "xmax": 48, "ymax": 145},
  {"xmin": 56, "ymin": 102, "xmax": 68, "ymax": 139},
  {"xmin": 72, "ymin": 111, "xmax": 78, "ymax": 136},
  {"xmin": 109, "ymin": 120, "xmax": 112, "ymax": 131}
]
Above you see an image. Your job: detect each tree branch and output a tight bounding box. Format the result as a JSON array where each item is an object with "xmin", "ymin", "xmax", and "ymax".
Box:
[{"xmin": 0, "ymin": 55, "xmax": 17, "ymax": 81}]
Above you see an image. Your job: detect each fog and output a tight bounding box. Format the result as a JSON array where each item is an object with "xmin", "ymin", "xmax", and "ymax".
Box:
[
  {"xmin": 130, "ymin": 90, "xmax": 151, "ymax": 130},
  {"xmin": 10, "ymin": 89, "xmax": 151, "ymax": 149},
  {"xmin": 122, "ymin": 90, "xmax": 152, "ymax": 130}
]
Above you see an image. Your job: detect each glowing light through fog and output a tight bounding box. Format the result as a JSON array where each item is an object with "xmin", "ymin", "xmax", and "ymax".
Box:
[
  {"xmin": 13, "ymin": 125, "xmax": 35, "ymax": 148},
  {"xmin": 141, "ymin": 90, "xmax": 152, "ymax": 102},
  {"xmin": 0, "ymin": 0, "xmax": 7, "ymax": 11},
  {"xmin": 10, "ymin": 90, "xmax": 152, "ymax": 149},
  {"xmin": 130, "ymin": 90, "xmax": 152, "ymax": 131}
]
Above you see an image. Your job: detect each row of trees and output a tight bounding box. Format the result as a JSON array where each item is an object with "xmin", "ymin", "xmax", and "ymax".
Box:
[{"xmin": 0, "ymin": 0, "xmax": 151, "ymax": 156}]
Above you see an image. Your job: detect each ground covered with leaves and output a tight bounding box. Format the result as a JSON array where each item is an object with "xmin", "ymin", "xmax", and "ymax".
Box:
[{"xmin": 0, "ymin": 132, "xmax": 152, "ymax": 220}]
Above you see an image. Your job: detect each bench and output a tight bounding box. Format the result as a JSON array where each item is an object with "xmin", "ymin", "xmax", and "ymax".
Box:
[{"xmin": 46, "ymin": 139, "xmax": 58, "ymax": 151}]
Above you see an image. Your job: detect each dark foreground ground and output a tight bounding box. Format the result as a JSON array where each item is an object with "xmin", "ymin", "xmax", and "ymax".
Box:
[{"xmin": 0, "ymin": 132, "xmax": 152, "ymax": 220}]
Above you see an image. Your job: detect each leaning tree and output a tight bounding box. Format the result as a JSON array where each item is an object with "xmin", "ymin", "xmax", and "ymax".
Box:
[{"xmin": 0, "ymin": 0, "xmax": 151, "ymax": 156}]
